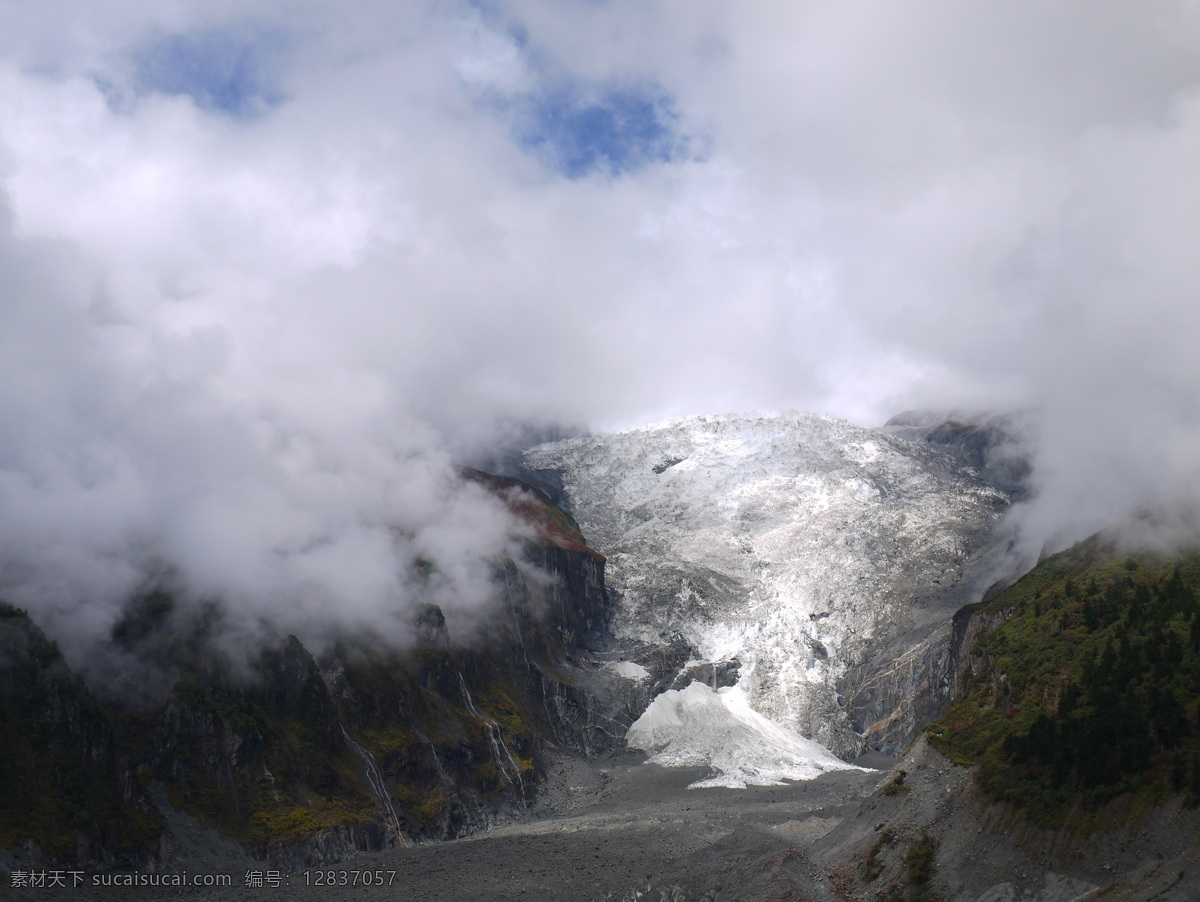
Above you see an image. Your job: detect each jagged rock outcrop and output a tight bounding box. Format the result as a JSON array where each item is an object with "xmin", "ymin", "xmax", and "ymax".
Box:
[{"xmin": 878, "ymin": 409, "xmax": 1032, "ymax": 498}]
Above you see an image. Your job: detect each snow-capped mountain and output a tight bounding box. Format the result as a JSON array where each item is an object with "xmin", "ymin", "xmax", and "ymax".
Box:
[{"xmin": 525, "ymin": 412, "xmax": 1009, "ymax": 761}]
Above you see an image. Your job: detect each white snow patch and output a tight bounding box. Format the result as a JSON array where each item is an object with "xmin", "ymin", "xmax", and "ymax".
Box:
[
  {"xmin": 625, "ymin": 682, "xmax": 865, "ymax": 789},
  {"xmin": 607, "ymin": 661, "xmax": 651, "ymax": 681}
]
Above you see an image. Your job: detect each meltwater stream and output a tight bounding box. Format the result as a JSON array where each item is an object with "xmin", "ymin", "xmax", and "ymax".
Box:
[{"xmin": 342, "ymin": 727, "xmax": 406, "ymax": 845}]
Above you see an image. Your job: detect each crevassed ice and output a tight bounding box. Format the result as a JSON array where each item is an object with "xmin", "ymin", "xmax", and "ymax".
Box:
[
  {"xmin": 525, "ymin": 411, "xmax": 1005, "ymax": 758},
  {"xmin": 626, "ymin": 682, "xmax": 864, "ymax": 788}
]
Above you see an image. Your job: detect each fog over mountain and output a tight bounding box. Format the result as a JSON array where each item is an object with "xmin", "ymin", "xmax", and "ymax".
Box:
[{"xmin": 4, "ymin": 1, "xmax": 1200, "ymax": 668}]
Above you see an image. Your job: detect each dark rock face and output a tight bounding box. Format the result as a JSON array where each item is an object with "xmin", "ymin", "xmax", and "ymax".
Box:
[
  {"xmin": 838, "ymin": 599, "xmax": 1013, "ymax": 754},
  {"xmin": 0, "ymin": 605, "xmax": 161, "ymax": 869},
  {"xmin": 143, "ymin": 634, "xmax": 382, "ymax": 866},
  {"xmin": 315, "ymin": 543, "xmax": 619, "ymax": 846},
  {"xmin": 0, "ymin": 480, "xmax": 633, "ymax": 872},
  {"xmin": 880, "ymin": 410, "xmax": 1032, "ymax": 498}
]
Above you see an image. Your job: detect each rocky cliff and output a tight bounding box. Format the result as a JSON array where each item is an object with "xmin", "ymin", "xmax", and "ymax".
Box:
[
  {"xmin": 0, "ymin": 604, "xmax": 160, "ymax": 869},
  {"xmin": 0, "ymin": 475, "xmax": 632, "ymax": 873}
]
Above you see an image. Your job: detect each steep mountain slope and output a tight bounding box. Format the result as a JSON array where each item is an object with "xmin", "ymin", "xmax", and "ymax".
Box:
[
  {"xmin": 930, "ymin": 535, "xmax": 1200, "ymax": 826},
  {"xmin": 814, "ymin": 535, "xmax": 1200, "ymax": 901},
  {"xmin": 0, "ymin": 477, "xmax": 625, "ymax": 873},
  {"xmin": 0, "ymin": 605, "xmax": 160, "ymax": 867},
  {"xmin": 524, "ymin": 412, "xmax": 1011, "ymax": 759}
]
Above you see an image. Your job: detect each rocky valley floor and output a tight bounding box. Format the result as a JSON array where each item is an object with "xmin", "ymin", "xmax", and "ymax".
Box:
[
  {"xmin": 8, "ymin": 749, "xmax": 891, "ymax": 902},
  {"xmin": 10, "ymin": 743, "xmax": 1200, "ymax": 902}
]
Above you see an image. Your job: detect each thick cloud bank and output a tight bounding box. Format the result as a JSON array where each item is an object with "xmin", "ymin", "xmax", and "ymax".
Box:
[
  {"xmin": 0, "ymin": 195, "xmax": 528, "ymax": 668},
  {"xmin": 3, "ymin": 1, "xmax": 1200, "ymax": 665}
]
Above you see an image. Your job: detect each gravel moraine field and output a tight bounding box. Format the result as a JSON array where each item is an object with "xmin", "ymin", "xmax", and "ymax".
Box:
[{"xmin": 11, "ymin": 750, "xmax": 891, "ymax": 902}]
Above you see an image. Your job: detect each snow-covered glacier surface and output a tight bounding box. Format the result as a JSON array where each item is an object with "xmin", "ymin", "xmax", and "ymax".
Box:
[
  {"xmin": 626, "ymin": 682, "xmax": 865, "ymax": 788},
  {"xmin": 525, "ymin": 412, "xmax": 1007, "ymax": 765}
]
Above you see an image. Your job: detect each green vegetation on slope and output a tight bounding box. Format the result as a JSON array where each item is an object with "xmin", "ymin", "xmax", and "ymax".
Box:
[
  {"xmin": 928, "ymin": 535, "xmax": 1200, "ymax": 828},
  {"xmin": 159, "ymin": 663, "xmax": 377, "ymax": 856},
  {"xmin": 335, "ymin": 633, "xmax": 543, "ymax": 836}
]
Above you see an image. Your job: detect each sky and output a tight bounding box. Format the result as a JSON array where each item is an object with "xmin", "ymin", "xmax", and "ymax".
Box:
[{"xmin": 4, "ymin": 0, "xmax": 1200, "ymax": 668}]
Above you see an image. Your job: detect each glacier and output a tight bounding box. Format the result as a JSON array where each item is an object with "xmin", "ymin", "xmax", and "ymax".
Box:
[
  {"xmin": 524, "ymin": 411, "xmax": 1008, "ymax": 766},
  {"xmin": 626, "ymin": 681, "xmax": 866, "ymax": 788}
]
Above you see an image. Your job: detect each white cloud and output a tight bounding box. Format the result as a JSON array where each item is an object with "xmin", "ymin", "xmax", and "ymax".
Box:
[{"xmin": 4, "ymin": 0, "xmax": 1200, "ymax": 668}]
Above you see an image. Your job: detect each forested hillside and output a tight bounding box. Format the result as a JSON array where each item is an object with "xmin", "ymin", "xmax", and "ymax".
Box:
[{"xmin": 930, "ymin": 535, "xmax": 1200, "ymax": 828}]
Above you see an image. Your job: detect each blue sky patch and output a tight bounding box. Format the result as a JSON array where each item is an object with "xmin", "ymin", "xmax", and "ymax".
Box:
[
  {"xmin": 513, "ymin": 82, "xmax": 687, "ymax": 179},
  {"xmin": 131, "ymin": 26, "xmax": 287, "ymax": 118}
]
